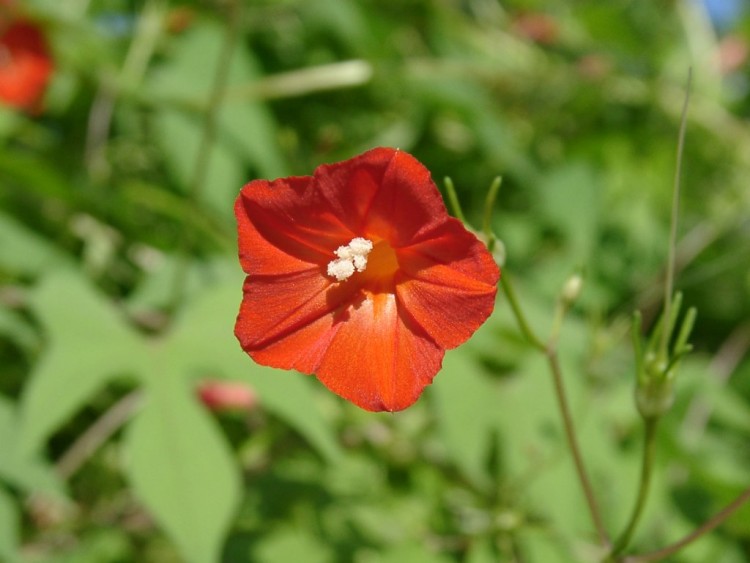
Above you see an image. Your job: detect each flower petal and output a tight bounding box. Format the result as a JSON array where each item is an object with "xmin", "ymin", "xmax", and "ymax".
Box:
[
  {"xmin": 396, "ymin": 219, "xmax": 499, "ymax": 349},
  {"xmin": 0, "ymin": 19, "xmax": 53, "ymax": 112},
  {"xmin": 235, "ymin": 176, "xmax": 352, "ymax": 276},
  {"xmin": 314, "ymin": 292, "xmax": 443, "ymax": 412},
  {"xmin": 234, "ymin": 268, "xmax": 357, "ymax": 365},
  {"xmin": 314, "ymin": 148, "xmax": 449, "ymax": 246}
]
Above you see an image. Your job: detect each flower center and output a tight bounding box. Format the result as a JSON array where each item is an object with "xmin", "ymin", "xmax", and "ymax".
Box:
[
  {"xmin": 362, "ymin": 240, "xmax": 399, "ymax": 282},
  {"xmin": 327, "ymin": 237, "xmax": 373, "ymax": 281},
  {"xmin": 326, "ymin": 237, "xmax": 400, "ymax": 284}
]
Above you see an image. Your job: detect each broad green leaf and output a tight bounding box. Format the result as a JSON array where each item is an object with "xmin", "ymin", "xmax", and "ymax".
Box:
[
  {"xmin": 20, "ymin": 272, "xmax": 147, "ymax": 454},
  {"xmin": 0, "ymin": 306, "xmax": 40, "ymax": 352},
  {"xmin": 0, "ymin": 486, "xmax": 19, "ymax": 563},
  {"xmin": 0, "ymin": 211, "xmax": 73, "ymax": 277},
  {"xmin": 127, "ymin": 372, "xmax": 241, "ymax": 563},
  {"xmin": 0, "ymin": 397, "xmax": 65, "ymax": 498}
]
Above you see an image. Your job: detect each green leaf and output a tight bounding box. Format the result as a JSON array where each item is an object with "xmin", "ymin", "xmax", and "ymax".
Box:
[
  {"xmin": 126, "ymin": 372, "xmax": 241, "ymax": 563},
  {"xmin": 0, "ymin": 486, "xmax": 19, "ymax": 563},
  {"xmin": 0, "ymin": 396, "xmax": 65, "ymax": 498},
  {"xmin": 19, "ymin": 272, "xmax": 147, "ymax": 454},
  {"xmin": 0, "ymin": 211, "xmax": 73, "ymax": 277},
  {"xmin": 0, "ymin": 306, "xmax": 39, "ymax": 352}
]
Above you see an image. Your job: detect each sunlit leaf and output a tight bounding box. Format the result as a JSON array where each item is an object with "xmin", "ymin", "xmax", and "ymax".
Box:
[
  {"xmin": 19, "ymin": 272, "xmax": 146, "ymax": 454},
  {"xmin": 0, "ymin": 211, "xmax": 73, "ymax": 277},
  {"xmin": 127, "ymin": 372, "xmax": 241, "ymax": 563},
  {"xmin": 0, "ymin": 486, "xmax": 19, "ymax": 563},
  {"xmin": 0, "ymin": 397, "xmax": 65, "ymax": 498}
]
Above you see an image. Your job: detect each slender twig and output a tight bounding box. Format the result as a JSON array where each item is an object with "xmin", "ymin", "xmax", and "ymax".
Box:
[
  {"xmin": 168, "ymin": 0, "xmax": 242, "ymax": 313},
  {"xmin": 623, "ymin": 485, "xmax": 750, "ymax": 563},
  {"xmin": 659, "ymin": 68, "xmax": 692, "ymax": 361},
  {"xmin": 546, "ymin": 349, "xmax": 610, "ymax": 548},
  {"xmin": 443, "ymin": 177, "xmax": 467, "ymax": 223},
  {"xmin": 56, "ymin": 391, "xmax": 143, "ymax": 479},
  {"xmin": 482, "ymin": 176, "xmax": 502, "ymax": 252},
  {"xmin": 610, "ymin": 417, "xmax": 660, "ymax": 557},
  {"xmin": 499, "ymin": 275, "xmax": 545, "ymax": 352},
  {"xmin": 500, "ymin": 275, "xmax": 609, "ymax": 547}
]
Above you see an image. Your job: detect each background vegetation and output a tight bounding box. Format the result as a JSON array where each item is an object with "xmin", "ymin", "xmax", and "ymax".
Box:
[{"xmin": 1, "ymin": 0, "xmax": 749, "ymax": 561}]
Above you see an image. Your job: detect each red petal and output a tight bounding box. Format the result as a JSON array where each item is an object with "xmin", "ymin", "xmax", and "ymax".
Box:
[
  {"xmin": 235, "ymin": 176, "xmax": 352, "ymax": 276},
  {"xmin": 314, "ymin": 292, "xmax": 443, "ymax": 412},
  {"xmin": 314, "ymin": 148, "xmax": 449, "ymax": 246},
  {"xmin": 0, "ymin": 20, "xmax": 53, "ymax": 112},
  {"xmin": 237, "ymin": 277, "xmax": 443, "ymax": 412},
  {"xmin": 396, "ymin": 218, "xmax": 499, "ymax": 349},
  {"xmin": 234, "ymin": 268, "xmax": 356, "ymax": 363}
]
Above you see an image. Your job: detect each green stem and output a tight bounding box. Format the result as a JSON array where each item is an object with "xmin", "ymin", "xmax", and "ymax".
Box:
[
  {"xmin": 623, "ymin": 485, "xmax": 750, "ymax": 563},
  {"xmin": 659, "ymin": 68, "xmax": 692, "ymax": 361},
  {"xmin": 547, "ymin": 349, "xmax": 610, "ymax": 548},
  {"xmin": 500, "ymin": 275, "xmax": 545, "ymax": 352},
  {"xmin": 500, "ymin": 275, "xmax": 609, "ymax": 547},
  {"xmin": 482, "ymin": 176, "xmax": 502, "ymax": 252},
  {"xmin": 443, "ymin": 177, "xmax": 467, "ymax": 223},
  {"xmin": 168, "ymin": 0, "xmax": 241, "ymax": 313},
  {"xmin": 611, "ymin": 417, "xmax": 660, "ymax": 557}
]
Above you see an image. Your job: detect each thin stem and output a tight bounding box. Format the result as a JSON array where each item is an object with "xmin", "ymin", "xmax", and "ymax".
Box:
[
  {"xmin": 659, "ymin": 68, "xmax": 692, "ymax": 361},
  {"xmin": 56, "ymin": 391, "xmax": 143, "ymax": 479},
  {"xmin": 611, "ymin": 417, "xmax": 660, "ymax": 557},
  {"xmin": 500, "ymin": 275, "xmax": 545, "ymax": 352},
  {"xmin": 500, "ymin": 274, "xmax": 609, "ymax": 547},
  {"xmin": 482, "ymin": 176, "xmax": 502, "ymax": 251},
  {"xmin": 168, "ymin": 0, "xmax": 241, "ymax": 313},
  {"xmin": 546, "ymin": 349, "xmax": 610, "ymax": 548},
  {"xmin": 443, "ymin": 177, "xmax": 467, "ymax": 223},
  {"xmin": 623, "ymin": 485, "xmax": 750, "ymax": 563}
]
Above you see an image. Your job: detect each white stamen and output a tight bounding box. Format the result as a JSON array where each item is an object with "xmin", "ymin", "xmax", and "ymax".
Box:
[{"xmin": 327, "ymin": 237, "xmax": 373, "ymax": 281}]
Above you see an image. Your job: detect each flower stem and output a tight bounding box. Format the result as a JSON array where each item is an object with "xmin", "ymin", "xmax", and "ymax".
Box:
[
  {"xmin": 499, "ymin": 275, "xmax": 545, "ymax": 352},
  {"xmin": 500, "ymin": 275, "xmax": 609, "ymax": 547},
  {"xmin": 610, "ymin": 417, "xmax": 660, "ymax": 557},
  {"xmin": 623, "ymin": 485, "xmax": 750, "ymax": 563},
  {"xmin": 482, "ymin": 176, "xmax": 502, "ymax": 252},
  {"xmin": 546, "ymin": 348, "xmax": 610, "ymax": 548},
  {"xmin": 659, "ymin": 68, "xmax": 691, "ymax": 361},
  {"xmin": 443, "ymin": 177, "xmax": 467, "ymax": 223}
]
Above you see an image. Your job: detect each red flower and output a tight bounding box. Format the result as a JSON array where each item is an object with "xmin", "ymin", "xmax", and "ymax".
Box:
[
  {"xmin": 234, "ymin": 148, "xmax": 499, "ymax": 412},
  {"xmin": 0, "ymin": 15, "xmax": 53, "ymax": 112}
]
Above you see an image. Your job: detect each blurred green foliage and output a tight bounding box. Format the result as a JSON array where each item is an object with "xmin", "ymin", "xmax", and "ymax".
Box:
[{"xmin": 1, "ymin": 0, "xmax": 750, "ymax": 561}]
